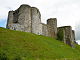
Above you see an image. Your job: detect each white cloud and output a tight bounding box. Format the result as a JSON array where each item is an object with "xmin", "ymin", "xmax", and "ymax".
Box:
[
  {"xmin": 76, "ymin": 40, "xmax": 80, "ymax": 45},
  {"xmin": 0, "ymin": 7, "xmax": 8, "ymax": 21}
]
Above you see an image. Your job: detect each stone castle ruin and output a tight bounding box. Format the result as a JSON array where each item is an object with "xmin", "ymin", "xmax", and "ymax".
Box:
[{"xmin": 6, "ymin": 4, "xmax": 75, "ymax": 47}]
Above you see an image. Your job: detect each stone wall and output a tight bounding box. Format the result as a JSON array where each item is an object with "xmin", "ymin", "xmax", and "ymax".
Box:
[
  {"xmin": 57, "ymin": 26, "xmax": 75, "ymax": 46},
  {"xmin": 7, "ymin": 4, "xmax": 32, "ymax": 32},
  {"xmin": 7, "ymin": 4, "xmax": 43, "ymax": 34},
  {"xmin": 41, "ymin": 22, "xmax": 56, "ymax": 38},
  {"xmin": 72, "ymin": 30, "xmax": 75, "ymax": 41},
  {"xmin": 31, "ymin": 7, "xmax": 42, "ymax": 35},
  {"xmin": 9, "ymin": 23, "xmax": 24, "ymax": 31},
  {"xmin": 47, "ymin": 18, "xmax": 57, "ymax": 38},
  {"xmin": 6, "ymin": 4, "xmax": 57, "ymax": 38},
  {"xmin": 6, "ymin": 11, "xmax": 14, "ymax": 29},
  {"xmin": 19, "ymin": 4, "xmax": 32, "ymax": 32},
  {"xmin": 47, "ymin": 25, "xmax": 56, "ymax": 38},
  {"xmin": 41, "ymin": 23, "xmax": 48, "ymax": 36},
  {"xmin": 71, "ymin": 30, "xmax": 75, "ymax": 47}
]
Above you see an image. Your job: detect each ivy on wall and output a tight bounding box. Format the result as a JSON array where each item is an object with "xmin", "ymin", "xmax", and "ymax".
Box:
[{"xmin": 57, "ymin": 29, "xmax": 64, "ymax": 41}]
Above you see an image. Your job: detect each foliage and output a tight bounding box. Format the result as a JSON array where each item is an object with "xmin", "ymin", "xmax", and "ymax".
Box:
[
  {"xmin": 57, "ymin": 29, "xmax": 64, "ymax": 41},
  {"xmin": 0, "ymin": 53, "xmax": 8, "ymax": 60}
]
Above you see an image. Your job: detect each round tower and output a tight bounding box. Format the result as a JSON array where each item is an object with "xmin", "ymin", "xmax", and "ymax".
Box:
[
  {"xmin": 18, "ymin": 4, "xmax": 32, "ymax": 32},
  {"xmin": 47, "ymin": 18, "xmax": 57, "ymax": 38},
  {"xmin": 6, "ymin": 11, "xmax": 14, "ymax": 29},
  {"xmin": 31, "ymin": 7, "xmax": 42, "ymax": 35}
]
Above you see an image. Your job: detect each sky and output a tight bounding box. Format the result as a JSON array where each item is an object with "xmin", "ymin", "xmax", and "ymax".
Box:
[{"xmin": 0, "ymin": 0, "xmax": 80, "ymax": 43}]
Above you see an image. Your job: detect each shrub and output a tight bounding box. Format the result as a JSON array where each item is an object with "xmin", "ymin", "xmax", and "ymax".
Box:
[{"xmin": 0, "ymin": 53, "xmax": 8, "ymax": 60}]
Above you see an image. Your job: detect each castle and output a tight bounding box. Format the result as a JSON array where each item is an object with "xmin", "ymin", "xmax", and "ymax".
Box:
[{"xmin": 6, "ymin": 4, "xmax": 75, "ymax": 47}]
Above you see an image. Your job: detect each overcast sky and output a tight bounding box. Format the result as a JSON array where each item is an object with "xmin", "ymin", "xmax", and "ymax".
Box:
[{"xmin": 0, "ymin": 0, "xmax": 80, "ymax": 41}]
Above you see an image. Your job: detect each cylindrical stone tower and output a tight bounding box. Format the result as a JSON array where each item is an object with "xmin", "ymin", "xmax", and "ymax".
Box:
[
  {"xmin": 47, "ymin": 18, "xmax": 57, "ymax": 38},
  {"xmin": 6, "ymin": 11, "xmax": 14, "ymax": 29},
  {"xmin": 18, "ymin": 4, "xmax": 32, "ymax": 32},
  {"xmin": 31, "ymin": 7, "xmax": 42, "ymax": 35}
]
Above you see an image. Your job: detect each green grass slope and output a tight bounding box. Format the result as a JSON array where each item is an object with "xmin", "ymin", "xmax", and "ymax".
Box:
[{"xmin": 0, "ymin": 27, "xmax": 80, "ymax": 60}]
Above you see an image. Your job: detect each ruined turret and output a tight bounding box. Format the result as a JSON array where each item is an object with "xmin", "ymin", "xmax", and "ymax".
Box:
[
  {"xmin": 6, "ymin": 4, "xmax": 32, "ymax": 32},
  {"xmin": 6, "ymin": 11, "xmax": 14, "ymax": 29},
  {"xmin": 31, "ymin": 7, "xmax": 42, "ymax": 35},
  {"xmin": 47, "ymin": 18, "xmax": 57, "ymax": 38}
]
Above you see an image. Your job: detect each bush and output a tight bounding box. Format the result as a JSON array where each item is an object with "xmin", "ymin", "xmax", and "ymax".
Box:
[
  {"xmin": 0, "ymin": 53, "xmax": 8, "ymax": 60},
  {"xmin": 14, "ymin": 56, "xmax": 21, "ymax": 60}
]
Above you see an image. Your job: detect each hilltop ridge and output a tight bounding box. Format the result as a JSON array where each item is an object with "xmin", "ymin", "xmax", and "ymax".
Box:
[{"xmin": 0, "ymin": 27, "xmax": 80, "ymax": 60}]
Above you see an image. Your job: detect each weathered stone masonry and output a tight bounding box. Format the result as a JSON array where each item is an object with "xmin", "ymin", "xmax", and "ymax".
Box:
[
  {"xmin": 6, "ymin": 4, "xmax": 57, "ymax": 38},
  {"xmin": 6, "ymin": 4, "xmax": 75, "ymax": 46},
  {"xmin": 57, "ymin": 26, "xmax": 75, "ymax": 46}
]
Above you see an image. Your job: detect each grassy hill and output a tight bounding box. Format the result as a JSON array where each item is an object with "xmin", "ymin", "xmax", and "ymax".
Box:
[{"xmin": 0, "ymin": 27, "xmax": 80, "ymax": 60}]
